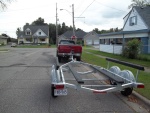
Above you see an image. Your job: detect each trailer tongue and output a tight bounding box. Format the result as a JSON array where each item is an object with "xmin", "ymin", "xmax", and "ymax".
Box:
[{"xmin": 51, "ymin": 56, "xmax": 144, "ymax": 98}]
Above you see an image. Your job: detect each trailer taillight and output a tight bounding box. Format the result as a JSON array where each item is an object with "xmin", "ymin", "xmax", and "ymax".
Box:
[
  {"xmin": 55, "ymin": 84, "xmax": 64, "ymax": 89},
  {"xmin": 137, "ymin": 84, "xmax": 144, "ymax": 88},
  {"xmin": 93, "ymin": 91, "xmax": 107, "ymax": 94}
]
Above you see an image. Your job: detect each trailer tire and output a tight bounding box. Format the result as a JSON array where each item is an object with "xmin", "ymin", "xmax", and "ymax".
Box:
[
  {"xmin": 51, "ymin": 85, "xmax": 57, "ymax": 98},
  {"xmin": 121, "ymin": 87, "xmax": 133, "ymax": 96}
]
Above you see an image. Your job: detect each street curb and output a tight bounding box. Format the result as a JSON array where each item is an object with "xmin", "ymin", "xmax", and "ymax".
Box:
[{"xmin": 133, "ymin": 91, "xmax": 150, "ymax": 107}]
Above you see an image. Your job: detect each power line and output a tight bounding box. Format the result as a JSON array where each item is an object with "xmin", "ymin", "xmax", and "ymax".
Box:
[
  {"xmin": 78, "ymin": 0, "xmax": 96, "ymax": 17},
  {"xmin": 95, "ymin": 0, "xmax": 127, "ymax": 12}
]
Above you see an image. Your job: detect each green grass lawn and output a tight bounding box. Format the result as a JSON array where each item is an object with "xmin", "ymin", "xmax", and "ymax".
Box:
[
  {"xmin": 83, "ymin": 48, "xmax": 150, "ymax": 67},
  {"xmin": 82, "ymin": 49, "xmax": 150, "ymax": 100},
  {"xmin": 16, "ymin": 44, "xmax": 56, "ymax": 48}
]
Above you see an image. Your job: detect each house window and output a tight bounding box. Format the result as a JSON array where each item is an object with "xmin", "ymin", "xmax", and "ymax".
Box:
[
  {"xmin": 116, "ymin": 38, "xmax": 122, "ymax": 45},
  {"xmin": 129, "ymin": 16, "xmax": 137, "ymax": 26},
  {"xmin": 100, "ymin": 39, "xmax": 105, "ymax": 44},
  {"xmin": 39, "ymin": 32, "xmax": 41, "ymax": 35},
  {"xmin": 25, "ymin": 28, "xmax": 31, "ymax": 35},
  {"xmin": 105, "ymin": 39, "xmax": 110, "ymax": 45},
  {"xmin": 26, "ymin": 31, "xmax": 31, "ymax": 35}
]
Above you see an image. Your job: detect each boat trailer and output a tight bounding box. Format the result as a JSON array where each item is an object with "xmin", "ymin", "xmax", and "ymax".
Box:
[{"xmin": 51, "ymin": 56, "xmax": 144, "ymax": 97}]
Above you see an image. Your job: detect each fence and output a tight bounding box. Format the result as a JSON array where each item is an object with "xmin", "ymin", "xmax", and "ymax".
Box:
[{"xmin": 99, "ymin": 44, "xmax": 150, "ymax": 54}]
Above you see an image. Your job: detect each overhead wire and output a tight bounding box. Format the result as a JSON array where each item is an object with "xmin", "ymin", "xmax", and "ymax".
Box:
[
  {"xmin": 78, "ymin": 0, "xmax": 95, "ymax": 17},
  {"xmin": 95, "ymin": 0, "xmax": 127, "ymax": 12}
]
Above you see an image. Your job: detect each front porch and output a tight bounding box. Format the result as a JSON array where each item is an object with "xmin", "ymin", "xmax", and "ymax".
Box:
[{"xmin": 20, "ymin": 37, "xmax": 49, "ymax": 44}]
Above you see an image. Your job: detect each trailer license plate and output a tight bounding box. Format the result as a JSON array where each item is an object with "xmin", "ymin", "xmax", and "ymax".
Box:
[{"xmin": 54, "ymin": 89, "xmax": 67, "ymax": 96}]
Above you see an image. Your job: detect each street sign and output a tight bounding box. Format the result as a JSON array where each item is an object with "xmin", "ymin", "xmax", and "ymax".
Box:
[{"xmin": 71, "ymin": 35, "xmax": 76, "ymax": 40}]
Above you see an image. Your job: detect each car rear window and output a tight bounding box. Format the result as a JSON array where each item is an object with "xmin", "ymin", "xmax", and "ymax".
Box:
[{"xmin": 59, "ymin": 40, "xmax": 75, "ymax": 44}]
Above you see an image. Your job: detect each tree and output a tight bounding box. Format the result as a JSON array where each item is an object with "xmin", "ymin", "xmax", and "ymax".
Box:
[
  {"xmin": 16, "ymin": 27, "xmax": 21, "ymax": 36},
  {"xmin": 128, "ymin": 0, "xmax": 150, "ymax": 9},
  {"xmin": 114, "ymin": 27, "xmax": 119, "ymax": 32},
  {"xmin": 93, "ymin": 28, "xmax": 99, "ymax": 33},
  {"xmin": 49, "ymin": 23, "xmax": 56, "ymax": 44},
  {"xmin": 31, "ymin": 17, "xmax": 47, "ymax": 25},
  {"xmin": 0, "ymin": 0, "xmax": 12, "ymax": 9}
]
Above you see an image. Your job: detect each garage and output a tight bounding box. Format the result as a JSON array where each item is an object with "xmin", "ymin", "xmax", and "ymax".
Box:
[
  {"xmin": 94, "ymin": 40, "xmax": 99, "ymax": 45},
  {"xmin": 86, "ymin": 40, "xmax": 92, "ymax": 45}
]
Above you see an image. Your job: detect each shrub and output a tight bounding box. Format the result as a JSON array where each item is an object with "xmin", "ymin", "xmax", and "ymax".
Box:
[{"xmin": 122, "ymin": 39, "xmax": 141, "ymax": 59}]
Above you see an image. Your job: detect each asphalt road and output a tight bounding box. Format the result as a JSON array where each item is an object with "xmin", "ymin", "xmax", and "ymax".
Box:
[{"xmin": 0, "ymin": 48, "xmax": 148, "ymax": 113}]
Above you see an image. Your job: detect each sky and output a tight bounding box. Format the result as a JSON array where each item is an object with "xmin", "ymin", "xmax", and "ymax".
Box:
[{"xmin": 0, "ymin": 0, "xmax": 132, "ymax": 38}]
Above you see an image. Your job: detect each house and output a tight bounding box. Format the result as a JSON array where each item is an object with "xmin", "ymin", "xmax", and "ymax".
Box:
[
  {"xmin": 17, "ymin": 25, "xmax": 49, "ymax": 44},
  {"xmin": 0, "ymin": 35, "xmax": 8, "ymax": 45},
  {"xmin": 58, "ymin": 30, "xmax": 87, "ymax": 44},
  {"xmin": 83, "ymin": 31, "xmax": 100, "ymax": 45},
  {"xmin": 99, "ymin": 6, "xmax": 150, "ymax": 54}
]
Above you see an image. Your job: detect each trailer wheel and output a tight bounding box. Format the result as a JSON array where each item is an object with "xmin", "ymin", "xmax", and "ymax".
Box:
[
  {"xmin": 51, "ymin": 85, "xmax": 57, "ymax": 98},
  {"xmin": 121, "ymin": 87, "xmax": 133, "ymax": 96}
]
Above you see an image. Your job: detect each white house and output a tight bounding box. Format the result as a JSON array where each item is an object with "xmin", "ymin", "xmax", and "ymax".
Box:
[
  {"xmin": 17, "ymin": 25, "xmax": 49, "ymax": 44},
  {"xmin": 99, "ymin": 6, "xmax": 150, "ymax": 54},
  {"xmin": 0, "ymin": 35, "xmax": 8, "ymax": 45}
]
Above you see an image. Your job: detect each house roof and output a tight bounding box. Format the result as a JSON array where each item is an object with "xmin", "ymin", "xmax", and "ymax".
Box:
[
  {"xmin": 62, "ymin": 30, "xmax": 87, "ymax": 39},
  {"xmin": 0, "ymin": 35, "xmax": 8, "ymax": 39},
  {"xmin": 134, "ymin": 6, "xmax": 150, "ymax": 29},
  {"xmin": 23, "ymin": 25, "xmax": 49, "ymax": 37},
  {"xmin": 17, "ymin": 25, "xmax": 49, "ymax": 38},
  {"xmin": 83, "ymin": 31, "xmax": 100, "ymax": 38},
  {"xmin": 100, "ymin": 29, "xmax": 150, "ymax": 36}
]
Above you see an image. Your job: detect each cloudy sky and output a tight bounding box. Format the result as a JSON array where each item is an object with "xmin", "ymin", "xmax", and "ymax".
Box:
[{"xmin": 0, "ymin": 0, "xmax": 132, "ymax": 38}]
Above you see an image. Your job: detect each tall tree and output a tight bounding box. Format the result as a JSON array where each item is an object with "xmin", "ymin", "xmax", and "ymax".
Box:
[
  {"xmin": 31, "ymin": 17, "xmax": 47, "ymax": 25},
  {"xmin": 128, "ymin": 0, "xmax": 150, "ymax": 9},
  {"xmin": 93, "ymin": 28, "xmax": 100, "ymax": 34},
  {"xmin": 0, "ymin": 0, "xmax": 12, "ymax": 9},
  {"xmin": 49, "ymin": 23, "xmax": 56, "ymax": 44},
  {"xmin": 16, "ymin": 27, "xmax": 21, "ymax": 36},
  {"xmin": 61, "ymin": 22, "xmax": 67, "ymax": 34}
]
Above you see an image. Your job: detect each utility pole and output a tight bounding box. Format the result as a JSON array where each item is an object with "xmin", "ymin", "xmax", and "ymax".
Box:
[
  {"xmin": 56, "ymin": 3, "xmax": 58, "ymax": 46},
  {"xmin": 72, "ymin": 4, "xmax": 75, "ymax": 37}
]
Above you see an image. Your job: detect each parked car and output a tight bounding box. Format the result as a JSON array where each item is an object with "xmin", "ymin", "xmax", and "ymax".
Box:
[
  {"xmin": 57, "ymin": 40, "xmax": 82, "ymax": 62},
  {"xmin": 11, "ymin": 43, "xmax": 17, "ymax": 47}
]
